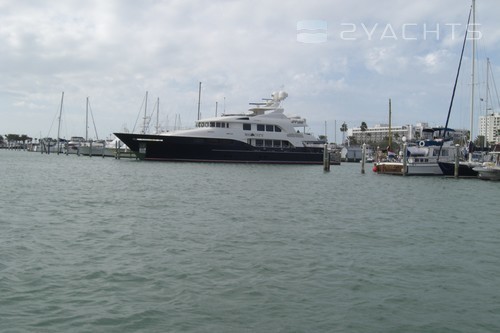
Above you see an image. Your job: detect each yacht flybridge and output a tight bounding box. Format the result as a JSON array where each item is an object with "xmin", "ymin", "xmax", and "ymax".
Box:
[{"xmin": 114, "ymin": 91, "xmax": 327, "ymax": 164}]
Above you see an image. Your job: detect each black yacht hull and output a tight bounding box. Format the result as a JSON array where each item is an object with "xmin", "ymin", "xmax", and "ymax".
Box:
[
  {"xmin": 437, "ymin": 161, "xmax": 479, "ymax": 177},
  {"xmin": 114, "ymin": 133, "xmax": 325, "ymax": 164}
]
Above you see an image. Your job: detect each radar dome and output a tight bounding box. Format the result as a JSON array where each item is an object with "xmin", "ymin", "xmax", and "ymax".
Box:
[{"xmin": 278, "ymin": 91, "xmax": 288, "ymax": 100}]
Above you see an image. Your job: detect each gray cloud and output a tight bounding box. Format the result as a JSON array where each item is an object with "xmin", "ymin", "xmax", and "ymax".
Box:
[{"xmin": 1, "ymin": 0, "xmax": 499, "ymax": 140}]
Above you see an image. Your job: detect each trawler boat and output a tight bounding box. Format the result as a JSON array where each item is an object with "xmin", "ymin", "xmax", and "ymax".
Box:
[
  {"xmin": 66, "ymin": 136, "xmax": 86, "ymax": 154},
  {"xmin": 374, "ymin": 134, "xmax": 459, "ymax": 176},
  {"xmin": 114, "ymin": 91, "xmax": 326, "ymax": 164}
]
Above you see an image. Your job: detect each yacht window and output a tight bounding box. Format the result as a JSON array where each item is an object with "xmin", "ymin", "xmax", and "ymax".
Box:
[
  {"xmin": 200, "ymin": 122, "xmax": 204, "ymax": 127},
  {"xmin": 257, "ymin": 124, "xmax": 265, "ymax": 131},
  {"xmin": 205, "ymin": 122, "xmax": 210, "ymax": 127},
  {"xmin": 216, "ymin": 122, "xmax": 221, "ymax": 128},
  {"xmin": 243, "ymin": 123, "xmax": 251, "ymax": 131},
  {"xmin": 282, "ymin": 141, "xmax": 290, "ymax": 148},
  {"xmin": 274, "ymin": 126, "xmax": 282, "ymax": 132},
  {"xmin": 266, "ymin": 125, "xmax": 274, "ymax": 132},
  {"xmin": 273, "ymin": 140, "xmax": 281, "ymax": 147},
  {"xmin": 210, "ymin": 122, "xmax": 215, "ymax": 127},
  {"xmin": 256, "ymin": 139, "xmax": 263, "ymax": 147},
  {"xmin": 265, "ymin": 140, "xmax": 273, "ymax": 147}
]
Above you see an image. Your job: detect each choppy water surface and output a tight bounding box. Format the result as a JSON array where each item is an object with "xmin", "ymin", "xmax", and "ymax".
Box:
[{"xmin": 1, "ymin": 150, "xmax": 499, "ymax": 332}]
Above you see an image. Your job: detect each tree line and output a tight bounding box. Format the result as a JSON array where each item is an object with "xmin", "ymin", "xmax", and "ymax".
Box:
[{"xmin": 0, "ymin": 134, "xmax": 33, "ymax": 146}]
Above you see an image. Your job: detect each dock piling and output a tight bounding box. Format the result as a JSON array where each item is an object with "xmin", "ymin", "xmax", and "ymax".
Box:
[
  {"xmin": 361, "ymin": 143, "xmax": 366, "ymax": 174},
  {"xmin": 323, "ymin": 143, "xmax": 330, "ymax": 172},
  {"xmin": 402, "ymin": 142, "xmax": 407, "ymax": 176}
]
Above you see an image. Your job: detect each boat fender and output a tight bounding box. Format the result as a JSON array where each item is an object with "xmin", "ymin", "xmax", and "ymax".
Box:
[{"xmin": 419, "ymin": 141, "xmax": 425, "ymax": 147}]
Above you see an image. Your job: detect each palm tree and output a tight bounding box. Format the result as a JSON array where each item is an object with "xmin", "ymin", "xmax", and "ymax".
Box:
[
  {"xmin": 394, "ymin": 133, "xmax": 400, "ymax": 143},
  {"xmin": 19, "ymin": 134, "xmax": 31, "ymax": 149},
  {"xmin": 360, "ymin": 121, "xmax": 367, "ymax": 143},
  {"xmin": 340, "ymin": 122, "xmax": 348, "ymax": 144}
]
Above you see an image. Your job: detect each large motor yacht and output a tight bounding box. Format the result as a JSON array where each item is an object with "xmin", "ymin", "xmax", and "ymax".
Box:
[{"xmin": 114, "ymin": 91, "xmax": 326, "ymax": 164}]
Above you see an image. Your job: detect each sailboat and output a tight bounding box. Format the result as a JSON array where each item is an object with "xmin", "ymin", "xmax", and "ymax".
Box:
[
  {"xmin": 438, "ymin": 0, "xmax": 484, "ymax": 177},
  {"xmin": 71, "ymin": 97, "xmax": 130, "ymax": 157},
  {"xmin": 40, "ymin": 92, "xmax": 66, "ymax": 154}
]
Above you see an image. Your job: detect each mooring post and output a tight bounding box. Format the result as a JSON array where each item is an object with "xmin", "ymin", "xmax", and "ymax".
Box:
[
  {"xmin": 454, "ymin": 144, "xmax": 460, "ymax": 178},
  {"xmin": 402, "ymin": 142, "xmax": 408, "ymax": 176},
  {"xmin": 323, "ymin": 143, "xmax": 330, "ymax": 172},
  {"xmin": 361, "ymin": 143, "xmax": 366, "ymax": 174}
]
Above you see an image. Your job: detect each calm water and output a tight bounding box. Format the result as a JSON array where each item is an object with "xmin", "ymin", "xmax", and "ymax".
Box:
[{"xmin": 1, "ymin": 150, "xmax": 499, "ymax": 333}]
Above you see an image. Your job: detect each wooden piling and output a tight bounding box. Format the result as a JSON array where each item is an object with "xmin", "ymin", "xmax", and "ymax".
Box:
[
  {"xmin": 323, "ymin": 143, "xmax": 330, "ymax": 172},
  {"xmin": 361, "ymin": 143, "xmax": 366, "ymax": 174},
  {"xmin": 402, "ymin": 142, "xmax": 407, "ymax": 176}
]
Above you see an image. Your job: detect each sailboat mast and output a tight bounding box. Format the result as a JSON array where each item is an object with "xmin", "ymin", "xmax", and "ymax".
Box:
[
  {"xmin": 143, "ymin": 91, "xmax": 148, "ymax": 134},
  {"xmin": 156, "ymin": 97, "xmax": 160, "ymax": 134},
  {"xmin": 86, "ymin": 97, "xmax": 89, "ymax": 141},
  {"xmin": 56, "ymin": 91, "xmax": 64, "ymax": 154},
  {"xmin": 197, "ymin": 82, "xmax": 202, "ymax": 121},
  {"xmin": 469, "ymin": 0, "xmax": 476, "ymax": 160},
  {"xmin": 485, "ymin": 58, "xmax": 490, "ymax": 147},
  {"xmin": 388, "ymin": 98, "xmax": 392, "ymax": 149}
]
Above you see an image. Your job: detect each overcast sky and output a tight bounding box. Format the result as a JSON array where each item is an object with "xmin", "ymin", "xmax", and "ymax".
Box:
[{"xmin": 1, "ymin": 0, "xmax": 499, "ymax": 142}]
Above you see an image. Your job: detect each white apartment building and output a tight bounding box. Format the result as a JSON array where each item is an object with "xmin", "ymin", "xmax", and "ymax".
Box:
[
  {"xmin": 347, "ymin": 122, "xmax": 467, "ymax": 145},
  {"xmin": 478, "ymin": 112, "xmax": 500, "ymax": 144},
  {"xmin": 348, "ymin": 123, "xmax": 427, "ymax": 144}
]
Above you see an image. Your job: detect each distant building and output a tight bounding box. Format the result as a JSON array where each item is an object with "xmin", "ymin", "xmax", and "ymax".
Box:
[
  {"xmin": 348, "ymin": 123, "xmax": 426, "ymax": 144},
  {"xmin": 347, "ymin": 122, "xmax": 467, "ymax": 145},
  {"xmin": 479, "ymin": 112, "xmax": 500, "ymax": 144}
]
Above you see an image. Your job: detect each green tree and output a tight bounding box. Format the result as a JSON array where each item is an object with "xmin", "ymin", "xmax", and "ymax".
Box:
[
  {"xmin": 4, "ymin": 134, "xmax": 31, "ymax": 148},
  {"xmin": 394, "ymin": 133, "xmax": 400, "ymax": 143},
  {"xmin": 348, "ymin": 135, "xmax": 357, "ymax": 145},
  {"xmin": 340, "ymin": 122, "xmax": 348, "ymax": 144},
  {"xmin": 19, "ymin": 134, "xmax": 32, "ymax": 147},
  {"xmin": 475, "ymin": 135, "xmax": 485, "ymax": 147},
  {"xmin": 5, "ymin": 134, "xmax": 20, "ymax": 145},
  {"xmin": 360, "ymin": 121, "xmax": 367, "ymax": 143}
]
